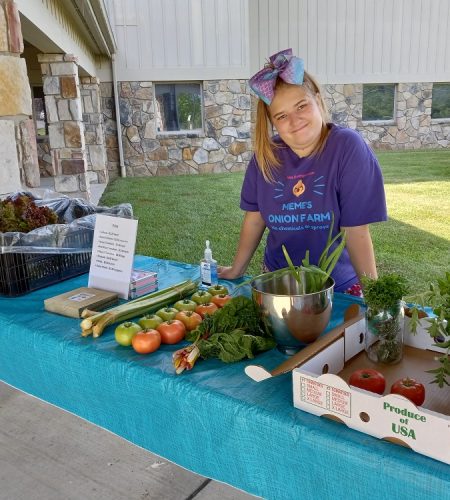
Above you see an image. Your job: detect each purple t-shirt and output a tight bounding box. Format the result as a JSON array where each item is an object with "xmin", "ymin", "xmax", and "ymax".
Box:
[{"xmin": 240, "ymin": 124, "xmax": 387, "ymax": 292}]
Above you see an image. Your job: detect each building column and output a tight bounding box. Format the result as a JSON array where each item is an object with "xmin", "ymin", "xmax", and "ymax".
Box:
[
  {"xmin": 38, "ymin": 53, "xmax": 90, "ymax": 200},
  {"xmin": 0, "ymin": 0, "xmax": 35, "ymax": 195},
  {"xmin": 80, "ymin": 76, "xmax": 108, "ymax": 184}
]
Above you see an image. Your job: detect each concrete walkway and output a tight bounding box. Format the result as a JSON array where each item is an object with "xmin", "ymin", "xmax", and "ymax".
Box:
[{"xmin": 0, "ymin": 381, "xmax": 258, "ymax": 500}]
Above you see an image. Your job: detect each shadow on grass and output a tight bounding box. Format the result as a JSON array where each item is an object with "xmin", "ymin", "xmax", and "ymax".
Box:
[
  {"xmin": 371, "ymin": 217, "xmax": 449, "ymax": 290},
  {"xmin": 376, "ymin": 149, "xmax": 450, "ymax": 185}
]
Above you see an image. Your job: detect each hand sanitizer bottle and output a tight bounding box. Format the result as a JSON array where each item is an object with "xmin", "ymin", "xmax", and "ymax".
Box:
[{"xmin": 200, "ymin": 240, "xmax": 218, "ymax": 287}]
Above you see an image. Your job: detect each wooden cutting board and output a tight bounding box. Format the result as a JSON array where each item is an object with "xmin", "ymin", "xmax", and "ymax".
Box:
[{"xmin": 44, "ymin": 287, "xmax": 118, "ymax": 318}]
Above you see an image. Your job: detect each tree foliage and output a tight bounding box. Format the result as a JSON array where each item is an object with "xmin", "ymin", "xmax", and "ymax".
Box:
[
  {"xmin": 362, "ymin": 84, "xmax": 395, "ymax": 121},
  {"xmin": 177, "ymin": 92, "xmax": 202, "ymax": 130}
]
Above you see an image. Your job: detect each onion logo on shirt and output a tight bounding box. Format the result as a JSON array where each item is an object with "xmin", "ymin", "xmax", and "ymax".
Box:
[
  {"xmin": 293, "ymin": 179, "xmax": 305, "ymax": 197},
  {"xmin": 273, "ymin": 174, "xmax": 326, "ymax": 201}
]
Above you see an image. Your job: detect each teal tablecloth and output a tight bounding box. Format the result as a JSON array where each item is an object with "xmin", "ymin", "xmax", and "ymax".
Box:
[{"xmin": 0, "ymin": 256, "xmax": 448, "ymax": 500}]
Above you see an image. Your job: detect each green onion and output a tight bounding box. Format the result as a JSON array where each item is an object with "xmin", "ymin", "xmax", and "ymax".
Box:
[
  {"xmin": 280, "ymin": 211, "xmax": 346, "ymax": 294},
  {"xmin": 237, "ymin": 213, "xmax": 346, "ymax": 295},
  {"xmin": 80, "ymin": 279, "xmax": 198, "ymax": 338}
]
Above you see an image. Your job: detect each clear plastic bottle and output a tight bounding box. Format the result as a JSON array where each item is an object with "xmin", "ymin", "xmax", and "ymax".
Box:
[{"xmin": 200, "ymin": 240, "xmax": 218, "ymax": 287}]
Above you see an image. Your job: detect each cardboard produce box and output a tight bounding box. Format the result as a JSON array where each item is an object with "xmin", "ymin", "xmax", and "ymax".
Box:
[{"xmin": 292, "ymin": 314, "xmax": 450, "ymax": 465}]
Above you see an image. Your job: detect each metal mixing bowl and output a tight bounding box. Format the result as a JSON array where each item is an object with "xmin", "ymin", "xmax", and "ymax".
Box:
[{"xmin": 251, "ymin": 271, "xmax": 334, "ymax": 355}]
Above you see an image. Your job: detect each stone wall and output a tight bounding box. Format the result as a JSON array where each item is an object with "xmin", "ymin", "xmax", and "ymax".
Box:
[
  {"xmin": 37, "ymin": 138, "xmax": 53, "ymax": 177},
  {"xmin": 16, "ymin": 118, "xmax": 39, "ymax": 187},
  {"xmin": 325, "ymin": 82, "xmax": 450, "ymax": 150},
  {"xmin": 38, "ymin": 53, "xmax": 90, "ymax": 199},
  {"xmin": 100, "ymin": 79, "xmax": 449, "ymax": 180},
  {"xmin": 100, "ymin": 82, "xmax": 120, "ymax": 180},
  {"xmin": 0, "ymin": 0, "xmax": 36, "ymax": 194},
  {"xmin": 80, "ymin": 76, "xmax": 108, "ymax": 184},
  {"xmin": 101, "ymin": 80, "xmax": 253, "ymax": 178}
]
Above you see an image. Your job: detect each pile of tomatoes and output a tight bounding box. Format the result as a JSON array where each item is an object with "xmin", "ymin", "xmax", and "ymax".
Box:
[
  {"xmin": 114, "ymin": 284, "xmax": 231, "ymax": 355},
  {"xmin": 348, "ymin": 368, "xmax": 426, "ymax": 406}
]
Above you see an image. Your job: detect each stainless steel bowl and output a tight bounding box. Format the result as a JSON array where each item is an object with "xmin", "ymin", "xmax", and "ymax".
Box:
[{"xmin": 251, "ymin": 271, "xmax": 334, "ymax": 355}]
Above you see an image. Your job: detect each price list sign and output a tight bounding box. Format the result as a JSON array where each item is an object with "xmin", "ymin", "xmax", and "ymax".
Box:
[{"xmin": 88, "ymin": 214, "xmax": 138, "ymax": 299}]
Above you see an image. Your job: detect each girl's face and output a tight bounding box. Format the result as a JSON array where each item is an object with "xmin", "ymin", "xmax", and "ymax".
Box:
[{"xmin": 268, "ymin": 84, "xmax": 324, "ymax": 157}]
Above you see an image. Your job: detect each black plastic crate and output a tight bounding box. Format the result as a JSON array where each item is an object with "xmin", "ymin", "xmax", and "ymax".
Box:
[{"xmin": 0, "ymin": 229, "xmax": 92, "ymax": 297}]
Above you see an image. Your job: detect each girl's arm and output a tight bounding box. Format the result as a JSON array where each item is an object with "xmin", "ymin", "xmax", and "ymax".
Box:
[
  {"xmin": 218, "ymin": 211, "xmax": 266, "ymax": 279},
  {"xmin": 342, "ymin": 224, "xmax": 378, "ymax": 280}
]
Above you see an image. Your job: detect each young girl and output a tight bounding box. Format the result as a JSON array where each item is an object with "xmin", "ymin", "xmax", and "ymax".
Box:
[{"xmin": 218, "ymin": 49, "xmax": 387, "ymax": 294}]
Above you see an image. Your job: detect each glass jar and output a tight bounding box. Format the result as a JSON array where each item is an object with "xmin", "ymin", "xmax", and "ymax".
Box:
[{"xmin": 365, "ymin": 302, "xmax": 404, "ymax": 364}]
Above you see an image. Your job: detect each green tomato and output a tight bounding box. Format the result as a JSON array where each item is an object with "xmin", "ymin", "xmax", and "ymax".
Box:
[
  {"xmin": 155, "ymin": 307, "xmax": 178, "ymax": 321},
  {"xmin": 138, "ymin": 314, "xmax": 163, "ymax": 330},
  {"xmin": 115, "ymin": 321, "xmax": 142, "ymax": 346},
  {"xmin": 191, "ymin": 290, "xmax": 213, "ymax": 304},
  {"xmin": 207, "ymin": 284, "xmax": 229, "ymax": 296},
  {"xmin": 174, "ymin": 299, "xmax": 197, "ymax": 312}
]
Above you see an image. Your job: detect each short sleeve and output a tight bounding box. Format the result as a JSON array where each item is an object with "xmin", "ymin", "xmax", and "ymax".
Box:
[
  {"xmin": 240, "ymin": 156, "xmax": 260, "ymax": 212},
  {"xmin": 337, "ymin": 130, "xmax": 387, "ymax": 227}
]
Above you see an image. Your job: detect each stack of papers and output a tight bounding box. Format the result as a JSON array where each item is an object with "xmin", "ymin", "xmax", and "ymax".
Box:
[{"xmin": 129, "ymin": 269, "xmax": 158, "ymax": 299}]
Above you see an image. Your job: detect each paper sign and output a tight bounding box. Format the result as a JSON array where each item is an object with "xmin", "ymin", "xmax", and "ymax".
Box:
[
  {"xmin": 88, "ymin": 214, "xmax": 138, "ymax": 299},
  {"xmin": 68, "ymin": 292, "xmax": 96, "ymax": 302}
]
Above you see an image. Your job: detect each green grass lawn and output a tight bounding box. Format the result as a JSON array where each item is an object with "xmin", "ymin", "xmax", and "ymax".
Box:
[{"xmin": 100, "ymin": 149, "xmax": 450, "ymax": 292}]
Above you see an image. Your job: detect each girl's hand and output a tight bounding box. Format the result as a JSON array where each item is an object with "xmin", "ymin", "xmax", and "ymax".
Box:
[{"xmin": 218, "ymin": 266, "xmax": 243, "ymax": 280}]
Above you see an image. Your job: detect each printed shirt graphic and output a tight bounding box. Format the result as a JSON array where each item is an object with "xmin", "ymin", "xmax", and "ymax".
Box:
[{"xmin": 240, "ymin": 124, "xmax": 387, "ymax": 292}]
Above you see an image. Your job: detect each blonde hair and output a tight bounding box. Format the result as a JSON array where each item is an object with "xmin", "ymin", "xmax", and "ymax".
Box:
[{"xmin": 253, "ymin": 71, "xmax": 330, "ymax": 183}]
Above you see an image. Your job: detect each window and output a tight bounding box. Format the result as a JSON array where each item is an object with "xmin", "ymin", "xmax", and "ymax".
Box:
[
  {"xmin": 431, "ymin": 83, "xmax": 450, "ymax": 119},
  {"xmin": 154, "ymin": 83, "xmax": 202, "ymax": 133},
  {"xmin": 32, "ymin": 86, "xmax": 48, "ymax": 136},
  {"xmin": 362, "ymin": 84, "xmax": 395, "ymax": 121}
]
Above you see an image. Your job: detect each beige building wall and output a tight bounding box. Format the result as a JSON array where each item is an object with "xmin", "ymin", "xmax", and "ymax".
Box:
[{"xmin": 249, "ymin": 0, "xmax": 450, "ymax": 84}]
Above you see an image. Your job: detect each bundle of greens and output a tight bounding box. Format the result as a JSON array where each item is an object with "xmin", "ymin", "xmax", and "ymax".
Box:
[
  {"xmin": 362, "ymin": 273, "xmax": 409, "ymax": 364},
  {"xmin": 361, "ymin": 273, "xmax": 409, "ymax": 315},
  {"xmin": 173, "ymin": 296, "xmax": 275, "ymax": 373}
]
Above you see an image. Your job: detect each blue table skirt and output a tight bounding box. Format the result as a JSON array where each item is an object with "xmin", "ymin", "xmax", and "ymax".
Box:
[{"xmin": 0, "ymin": 255, "xmax": 449, "ymax": 500}]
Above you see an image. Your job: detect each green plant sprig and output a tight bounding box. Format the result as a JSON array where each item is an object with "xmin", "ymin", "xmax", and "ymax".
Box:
[
  {"xmin": 361, "ymin": 274, "xmax": 409, "ymax": 313},
  {"xmin": 405, "ymin": 271, "xmax": 450, "ymax": 388}
]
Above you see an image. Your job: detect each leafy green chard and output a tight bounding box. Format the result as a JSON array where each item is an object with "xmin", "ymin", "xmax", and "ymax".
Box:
[
  {"xmin": 405, "ymin": 271, "xmax": 450, "ymax": 388},
  {"xmin": 183, "ymin": 296, "xmax": 275, "ymax": 364}
]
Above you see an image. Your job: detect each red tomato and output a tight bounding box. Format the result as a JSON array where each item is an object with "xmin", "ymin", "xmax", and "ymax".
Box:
[
  {"xmin": 195, "ymin": 302, "xmax": 219, "ymax": 318},
  {"xmin": 211, "ymin": 294, "xmax": 232, "ymax": 308},
  {"xmin": 157, "ymin": 319, "xmax": 186, "ymax": 344},
  {"xmin": 390, "ymin": 377, "xmax": 425, "ymax": 406},
  {"xmin": 349, "ymin": 368, "xmax": 386, "ymax": 395},
  {"xmin": 131, "ymin": 329, "xmax": 161, "ymax": 354},
  {"xmin": 175, "ymin": 310, "xmax": 203, "ymax": 331}
]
